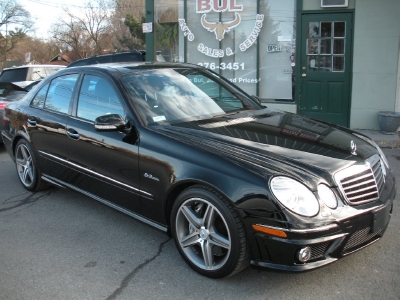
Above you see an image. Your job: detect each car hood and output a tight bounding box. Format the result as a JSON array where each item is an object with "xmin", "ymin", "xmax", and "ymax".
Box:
[{"xmin": 156, "ymin": 108, "xmax": 379, "ymax": 184}]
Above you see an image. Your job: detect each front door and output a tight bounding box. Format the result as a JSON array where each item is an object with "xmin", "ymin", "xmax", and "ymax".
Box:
[
  {"xmin": 66, "ymin": 73, "xmax": 142, "ymax": 213},
  {"xmin": 298, "ymin": 13, "xmax": 353, "ymax": 127}
]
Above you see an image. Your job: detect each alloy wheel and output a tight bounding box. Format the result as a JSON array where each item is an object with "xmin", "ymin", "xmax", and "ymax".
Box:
[
  {"xmin": 175, "ymin": 197, "xmax": 231, "ymax": 270},
  {"xmin": 16, "ymin": 143, "xmax": 35, "ymax": 187}
]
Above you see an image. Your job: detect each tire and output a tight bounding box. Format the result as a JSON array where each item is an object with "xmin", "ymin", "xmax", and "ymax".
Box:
[
  {"xmin": 14, "ymin": 139, "xmax": 47, "ymax": 192},
  {"xmin": 171, "ymin": 185, "xmax": 250, "ymax": 278}
]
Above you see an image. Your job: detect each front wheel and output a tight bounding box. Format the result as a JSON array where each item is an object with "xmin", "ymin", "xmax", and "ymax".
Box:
[
  {"xmin": 171, "ymin": 186, "xmax": 250, "ymax": 278},
  {"xmin": 15, "ymin": 139, "xmax": 47, "ymax": 191}
]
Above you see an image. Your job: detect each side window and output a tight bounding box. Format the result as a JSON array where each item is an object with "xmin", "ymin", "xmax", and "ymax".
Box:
[
  {"xmin": 44, "ymin": 74, "xmax": 79, "ymax": 114},
  {"xmin": 77, "ymin": 75, "xmax": 125, "ymax": 121},
  {"xmin": 31, "ymin": 83, "xmax": 50, "ymax": 108}
]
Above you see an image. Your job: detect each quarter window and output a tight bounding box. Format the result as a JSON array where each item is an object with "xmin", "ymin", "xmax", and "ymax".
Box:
[
  {"xmin": 77, "ymin": 75, "xmax": 125, "ymax": 121},
  {"xmin": 31, "ymin": 83, "xmax": 50, "ymax": 108}
]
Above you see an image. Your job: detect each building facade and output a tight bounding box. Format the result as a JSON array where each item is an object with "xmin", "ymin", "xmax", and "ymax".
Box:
[{"xmin": 148, "ymin": 0, "xmax": 400, "ymax": 130}]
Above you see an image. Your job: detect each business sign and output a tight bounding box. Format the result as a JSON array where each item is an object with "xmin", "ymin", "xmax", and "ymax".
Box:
[
  {"xmin": 267, "ymin": 44, "xmax": 282, "ymax": 53},
  {"xmin": 179, "ymin": 0, "xmax": 264, "ymax": 58}
]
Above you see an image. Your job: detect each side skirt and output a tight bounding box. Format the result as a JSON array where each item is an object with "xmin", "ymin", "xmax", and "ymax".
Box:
[{"xmin": 42, "ymin": 174, "xmax": 168, "ymax": 232}]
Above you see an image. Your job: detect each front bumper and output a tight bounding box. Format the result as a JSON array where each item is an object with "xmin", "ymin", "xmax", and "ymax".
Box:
[{"xmin": 247, "ymin": 183, "xmax": 395, "ymax": 271}]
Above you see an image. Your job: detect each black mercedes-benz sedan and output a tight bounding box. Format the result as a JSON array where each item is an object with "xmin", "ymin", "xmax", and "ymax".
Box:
[{"xmin": 1, "ymin": 63, "xmax": 395, "ymax": 278}]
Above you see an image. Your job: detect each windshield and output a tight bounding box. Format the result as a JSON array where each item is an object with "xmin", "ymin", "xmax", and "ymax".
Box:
[{"xmin": 121, "ymin": 68, "xmax": 259, "ymax": 124}]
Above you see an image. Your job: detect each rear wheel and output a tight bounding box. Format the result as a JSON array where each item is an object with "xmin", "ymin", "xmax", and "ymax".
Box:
[
  {"xmin": 171, "ymin": 186, "xmax": 250, "ymax": 278},
  {"xmin": 15, "ymin": 139, "xmax": 47, "ymax": 191}
]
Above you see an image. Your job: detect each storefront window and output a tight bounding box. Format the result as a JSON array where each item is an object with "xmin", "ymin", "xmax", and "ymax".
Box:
[
  {"xmin": 155, "ymin": 0, "xmax": 297, "ymax": 101},
  {"xmin": 155, "ymin": 0, "xmax": 181, "ymax": 62}
]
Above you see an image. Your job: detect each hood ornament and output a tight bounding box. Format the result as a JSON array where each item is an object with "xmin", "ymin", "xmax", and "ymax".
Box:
[{"xmin": 350, "ymin": 140, "xmax": 357, "ymax": 155}]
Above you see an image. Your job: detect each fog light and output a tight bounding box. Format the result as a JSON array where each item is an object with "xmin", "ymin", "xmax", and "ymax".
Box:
[{"xmin": 297, "ymin": 247, "xmax": 311, "ymax": 263}]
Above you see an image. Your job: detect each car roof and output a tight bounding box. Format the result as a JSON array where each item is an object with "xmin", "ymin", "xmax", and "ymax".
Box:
[
  {"xmin": 65, "ymin": 62, "xmax": 201, "ymax": 74},
  {"xmin": 84, "ymin": 50, "xmax": 142, "ymax": 59},
  {"xmin": 67, "ymin": 50, "xmax": 144, "ymax": 67},
  {"xmin": 2, "ymin": 64, "xmax": 65, "ymax": 70}
]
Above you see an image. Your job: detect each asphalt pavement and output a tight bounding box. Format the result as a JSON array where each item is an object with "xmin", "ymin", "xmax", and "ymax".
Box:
[{"xmin": 0, "ymin": 142, "xmax": 399, "ymax": 300}]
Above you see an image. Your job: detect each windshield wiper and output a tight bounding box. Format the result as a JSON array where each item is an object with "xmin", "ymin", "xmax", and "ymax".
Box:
[
  {"xmin": 211, "ymin": 111, "xmax": 240, "ymax": 118},
  {"xmin": 212, "ymin": 109, "xmax": 256, "ymax": 119}
]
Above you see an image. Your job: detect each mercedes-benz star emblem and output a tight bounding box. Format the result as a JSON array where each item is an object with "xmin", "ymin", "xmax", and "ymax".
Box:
[{"xmin": 351, "ymin": 140, "xmax": 357, "ymax": 155}]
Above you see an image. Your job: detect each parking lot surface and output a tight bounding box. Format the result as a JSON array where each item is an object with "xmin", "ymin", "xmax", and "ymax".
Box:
[{"xmin": 0, "ymin": 144, "xmax": 399, "ymax": 300}]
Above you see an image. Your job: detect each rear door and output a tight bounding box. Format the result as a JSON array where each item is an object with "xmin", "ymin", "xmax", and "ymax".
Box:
[{"xmin": 26, "ymin": 73, "xmax": 79, "ymax": 180}]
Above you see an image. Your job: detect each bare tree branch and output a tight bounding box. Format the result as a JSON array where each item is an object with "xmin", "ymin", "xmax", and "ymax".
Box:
[{"xmin": 0, "ymin": 0, "xmax": 32, "ymax": 66}]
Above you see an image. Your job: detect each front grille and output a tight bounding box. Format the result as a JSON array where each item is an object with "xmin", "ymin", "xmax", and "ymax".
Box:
[
  {"xmin": 342, "ymin": 227, "xmax": 381, "ymax": 254},
  {"xmin": 335, "ymin": 155, "xmax": 385, "ymax": 206}
]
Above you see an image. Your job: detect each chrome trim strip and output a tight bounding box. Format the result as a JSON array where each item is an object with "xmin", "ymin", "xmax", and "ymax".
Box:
[
  {"xmin": 39, "ymin": 150, "xmax": 153, "ymax": 199},
  {"xmin": 42, "ymin": 175, "xmax": 66, "ymax": 188},
  {"xmin": 254, "ymin": 223, "xmax": 339, "ymax": 234},
  {"xmin": 68, "ymin": 116, "xmax": 93, "ymax": 124},
  {"xmin": 43, "ymin": 174, "xmax": 167, "ymax": 232}
]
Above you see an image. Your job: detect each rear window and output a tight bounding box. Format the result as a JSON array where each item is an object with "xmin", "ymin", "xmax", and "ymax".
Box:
[{"xmin": 0, "ymin": 68, "xmax": 28, "ymax": 82}]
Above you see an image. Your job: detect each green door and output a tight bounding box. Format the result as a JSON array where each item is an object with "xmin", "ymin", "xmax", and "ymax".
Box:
[{"xmin": 298, "ymin": 13, "xmax": 353, "ymax": 127}]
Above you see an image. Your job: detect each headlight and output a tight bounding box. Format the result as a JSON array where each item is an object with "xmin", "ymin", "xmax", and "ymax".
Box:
[
  {"xmin": 270, "ymin": 176, "xmax": 319, "ymax": 217},
  {"xmin": 317, "ymin": 184, "xmax": 338, "ymax": 209}
]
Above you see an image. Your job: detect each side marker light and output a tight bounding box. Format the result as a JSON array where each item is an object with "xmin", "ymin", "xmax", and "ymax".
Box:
[{"xmin": 252, "ymin": 224, "xmax": 287, "ymax": 238}]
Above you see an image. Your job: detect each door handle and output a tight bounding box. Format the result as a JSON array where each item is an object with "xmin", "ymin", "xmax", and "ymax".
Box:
[
  {"xmin": 67, "ymin": 128, "xmax": 80, "ymax": 140},
  {"xmin": 27, "ymin": 117, "xmax": 37, "ymax": 126}
]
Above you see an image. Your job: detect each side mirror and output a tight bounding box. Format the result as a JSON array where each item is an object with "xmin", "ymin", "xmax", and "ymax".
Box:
[{"xmin": 94, "ymin": 114, "xmax": 126, "ymax": 131}]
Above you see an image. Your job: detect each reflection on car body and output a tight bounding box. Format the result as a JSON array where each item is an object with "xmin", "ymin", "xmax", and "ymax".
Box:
[
  {"xmin": 1, "ymin": 62, "xmax": 396, "ymax": 278},
  {"xmin": 0, "ymin": 82, "xmax": 28, "ymax": 143}
]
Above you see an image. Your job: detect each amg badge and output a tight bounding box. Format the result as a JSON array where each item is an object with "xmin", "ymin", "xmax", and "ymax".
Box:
[{"xmin": 144, "ymin": 173, "xmax": 160, "ymax": 182}]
